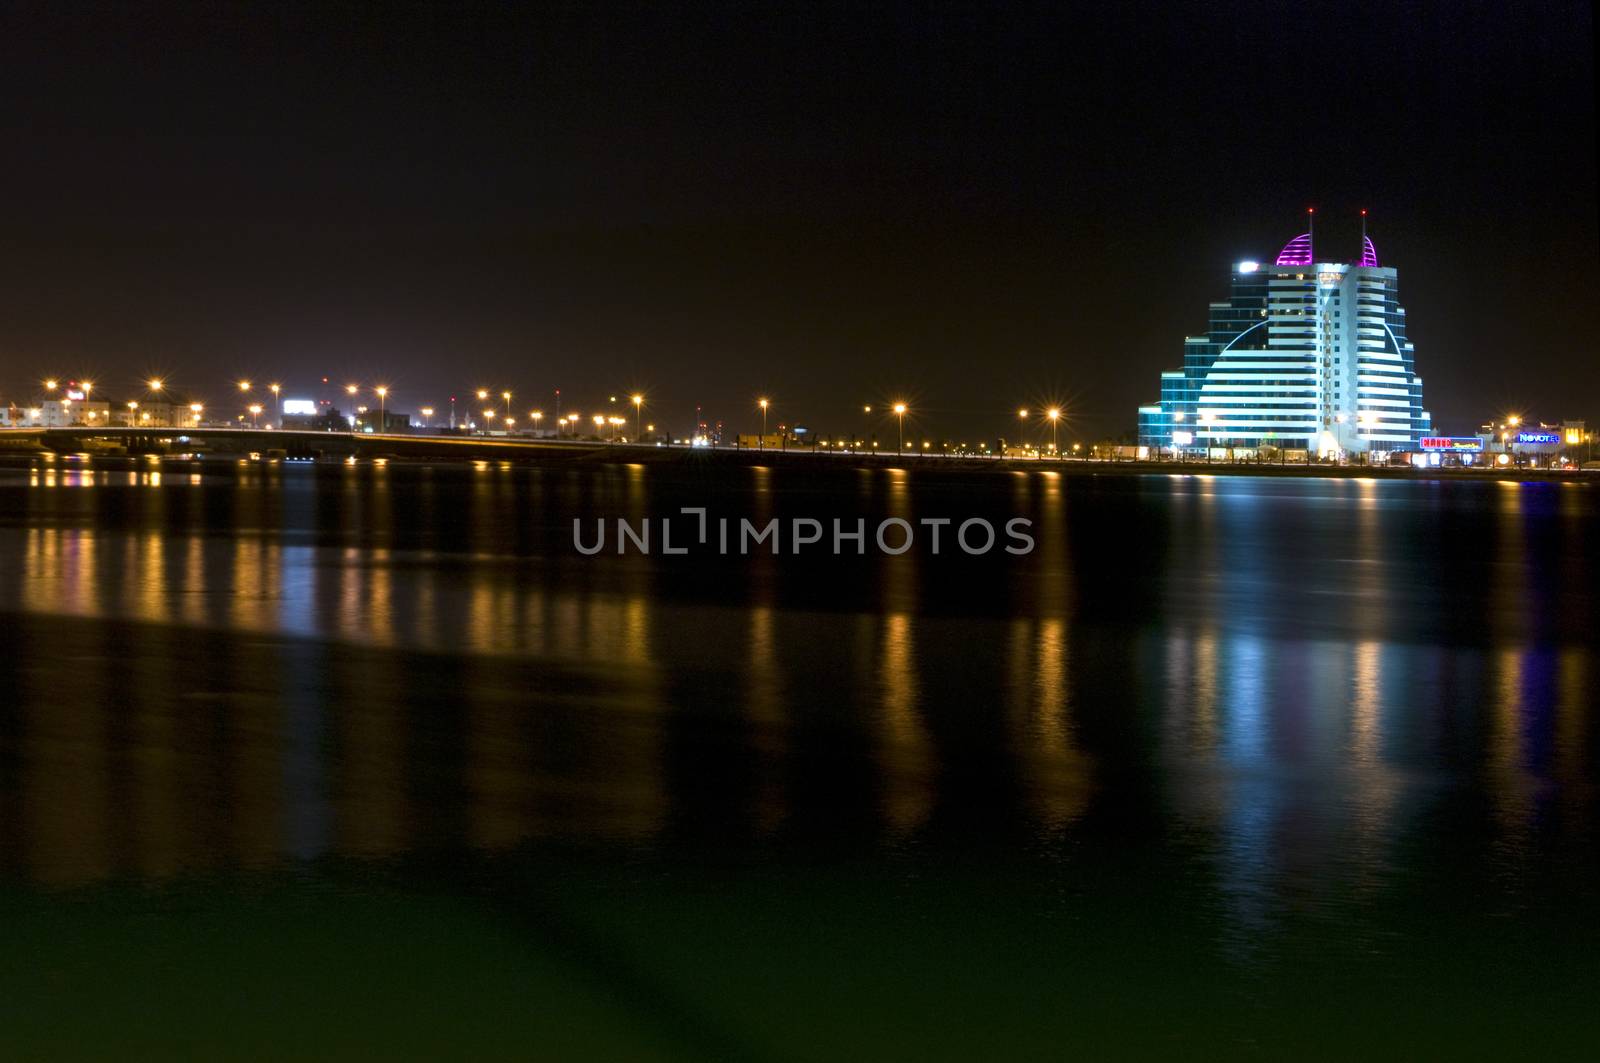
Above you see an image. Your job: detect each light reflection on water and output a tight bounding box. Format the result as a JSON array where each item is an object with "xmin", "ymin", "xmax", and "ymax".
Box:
[{"xmin": 0, "ymin": 458, "xmax": 1595, "ymax": 930}]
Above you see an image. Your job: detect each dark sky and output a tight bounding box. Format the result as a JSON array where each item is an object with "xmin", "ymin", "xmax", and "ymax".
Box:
[{"xmin": 1, "ymin": 1, "xmax": 1594, "ymax": 440}]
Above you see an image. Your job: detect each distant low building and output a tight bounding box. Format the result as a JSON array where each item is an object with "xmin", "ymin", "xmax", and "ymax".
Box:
[
  {"xmin": 114, "ymin": 400, "xmax": 184, "ymax": 427},
  {"xmin": 282, "ymin": 405, "xmax": 353, "ymax": 432},
  {"xmin": 355, "ymin": 410, "xmax": 411, "ymax": 433}
]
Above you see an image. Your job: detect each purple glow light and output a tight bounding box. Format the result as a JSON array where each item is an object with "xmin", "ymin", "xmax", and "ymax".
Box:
[
  {"xmin": 1358, "ymin": 236, "xmax": 1379, "ymax": 268},
  {"xmin": 1274, "ymin": 233, "xmax": 1313, "ymax": 266}
]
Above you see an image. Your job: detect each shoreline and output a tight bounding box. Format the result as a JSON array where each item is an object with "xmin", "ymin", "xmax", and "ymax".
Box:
[{"xmin": 3, "ymin": 437, "xmax": 1593, "ymax": 486}]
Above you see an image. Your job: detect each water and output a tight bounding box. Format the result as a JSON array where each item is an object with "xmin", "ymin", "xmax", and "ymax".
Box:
[{"xmin": 2, "ymin": 455, "xmax": 1597, "ymax": 1058}]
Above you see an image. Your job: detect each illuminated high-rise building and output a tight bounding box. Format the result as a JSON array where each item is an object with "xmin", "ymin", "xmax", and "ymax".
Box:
[{"xmin": 1138, "ymin": 214, "xmax": 1429, "ymax": 455}]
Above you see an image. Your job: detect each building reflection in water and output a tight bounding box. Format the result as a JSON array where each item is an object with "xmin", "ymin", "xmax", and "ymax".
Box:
[
  {"xmin": 0, "ymin": 457, "xmax": 1594, "ymax": 910},
  {"xmin": 873, "ymin": 466, "xmax": 935, "ymax": 835},
  {"xmin": 1006, "ymin": 470, "xmax": 1089, "ymax": 833}
]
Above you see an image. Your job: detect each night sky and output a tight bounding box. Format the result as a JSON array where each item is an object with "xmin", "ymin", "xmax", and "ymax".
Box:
[{"xmin": 1, "ymin": 1, "xmax": 1594, "ymax": 440}]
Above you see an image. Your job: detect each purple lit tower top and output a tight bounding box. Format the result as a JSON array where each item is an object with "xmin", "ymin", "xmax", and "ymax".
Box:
[
  {"xmin": 1358, "ymin": 235, "xmax": 1379, "ymax": 268},
  {"xmin": 1274, "ymin": 232, "xmax": 1314, "ymax": 266}
]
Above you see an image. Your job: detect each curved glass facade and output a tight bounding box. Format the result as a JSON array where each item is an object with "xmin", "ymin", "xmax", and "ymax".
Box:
[{"xmin": 1138, "ymin": 234, "xmax": 1428, "ymax": 455}]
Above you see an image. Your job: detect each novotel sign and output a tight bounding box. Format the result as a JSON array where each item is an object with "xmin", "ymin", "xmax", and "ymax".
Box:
[
  {"xmin": 1419, "ymin": 437, "xmax": 1483, "ymax": 452},
  {"xmin": 1514, "ymin": 431, "xmax": 1562, "ymax": 446}
]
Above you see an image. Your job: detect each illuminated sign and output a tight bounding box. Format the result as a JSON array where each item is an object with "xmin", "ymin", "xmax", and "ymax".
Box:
[
  {"xmin": 1419, "ymin": 437, "xmax": 1482, "ymax": 452},
  {"xmin": 282, "ymin": 399, "xmax": 317, "ymax": 416},
  {"xmin": 1236, "ymin": 261, "xmax": 1259, "ymax": 273},
  {"xmin": 1514, "ymin": 431, "xmax": 1561, "ymax": 446}
]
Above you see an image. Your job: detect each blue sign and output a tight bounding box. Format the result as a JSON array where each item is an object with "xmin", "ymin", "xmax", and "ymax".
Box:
[{"xmin": 1514, "ymin": 431, "xmax": 1561, "ymax": 445}]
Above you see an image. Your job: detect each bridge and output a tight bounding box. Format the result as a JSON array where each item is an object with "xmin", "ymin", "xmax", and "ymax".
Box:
[{"xmin": 0, "ymin": 425, "xmax": 618, "ymax": 461}]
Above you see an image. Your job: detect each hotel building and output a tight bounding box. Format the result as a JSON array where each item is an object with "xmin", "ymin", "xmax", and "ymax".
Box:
[{"xmin": 1138, "ymin": 220, "xmax": 1428, "ymax": 456}]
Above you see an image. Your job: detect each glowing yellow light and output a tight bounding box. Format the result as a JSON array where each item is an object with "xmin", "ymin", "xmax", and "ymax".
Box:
[
  {"xmin": 81, "ymin": 381, "xmax": 93, "ymax": 394},
  {"xmin": 1508, "ymin": 415, "xmax": 1521, "ymax": 427},
  {"xmin": 477, "ymin": 389, "xmax": 489, "ymax": 400},
  {"xmin": 1047, "ymin": 407, "xmax": 1061, "ymax": 421},
  {"xmin": 758, "ymin": 398, "xmax": 769, "ymax": 409},
  {"xmin": 346, "ymin": 384, "xmax": 358, "ymax": 395},
  {"xmin": 420, "ymin": 407, "xmax": 434, "ymax": 417},
  {"xmin": 501, "ymin": 390, "xmax": 511, "ymax": 401},
  {"xmin": 893, "ymin": 402, "xmax": 907, "ymax": 415},
  {"xmin": 1017, "ymin": 408, "xmax": 1028, "ymax": 418},
  {"xmin": 148, "ymin": 378, "xmax": 163, "ymax": 391},
  {"xmin": 127, "ymin": 401, "xmax": 138, "ymax": 410},
  {"xmin": 238, "ymin": 380, "xmax": 251, "ymax": 392},
  {"xmin": 269, "ymin": 383, "xmax": 280, "ymax": 395},
  {"xmin": 375, "ymin": 386, "xmax": 388, "ymax": 398},
  {"xmin": 632, "ymin": 394, "xmax": 643, "ymax": 406},
  {"xmin": 44, "ymin": 379, "xmax": 58, "ymax": 390}
]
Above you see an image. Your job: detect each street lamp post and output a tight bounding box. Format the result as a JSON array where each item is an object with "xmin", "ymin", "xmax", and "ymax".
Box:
[
  {"xmin": 269, "ymin": 383, "xmax": 281, "ymax": 427},
  {"xmin": 376, "ymin": 386, "xmax": 388, "ymax": 430},
  {"xmin": 502, "ymin": 391, "xmax": 512, "ymax": 421},
  {"xmin": 632, "ymin": 394, "xmax": 643, "ymax": 442},
  {"xmin": 420, "ymin": 407, "xmax": 434, "ymax": 428},
  {"xmin": 758, "ymin": 399, "xmax": 769, "ymax": 450},
  {"xmin": 1018, "ymin": 408, "xmax": 1031, "ymax": 457},
  {"xmin": 248, "ymin": 403, "xmax": 262, "ymax": 427},
  {"xmin": 1047, "ymin": 408, "xmax": 1061, "ymax": 457},
  {"xmin": 893, "ymin": 402, "xmax": 907, "ymax": 455},
  {"xmin": 531, "ymin": 411, "xmax": 543, "ymax": 436}
]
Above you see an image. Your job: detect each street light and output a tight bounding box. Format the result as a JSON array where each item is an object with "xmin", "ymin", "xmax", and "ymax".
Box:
[
  {"xmin": 632, "ymin": 394, "xmax": 643, "ymax": 441},
  {"xmin": 893, "ymin": 402, "xmax": 907, "ymax": 454},
  {"xmin": 531, "ymin": 410, "xmax": 543, "ymax": 435},
  {"xmin": 189, "ymin": 403, "xmax": 204, "ymax": 425},
  {"xmin": 502, "ymin": 390, "xmax": 512, "ymax": 419},
  {"xmin": 1017, "ymin": 408, "xmax": 1030, "ymax": 457},
  {"xmin": 238, "ymin": 380, "xmax": 251, "ymax": 393},
  {"xmin": 126, "ymin": 401, "xmax": 138, "ymax": 425},
  {"xmin": 758, "ymin": 398, "xmax": 769, "ymax": 450},
  {"xmin": 269, "ymin": 383, "xmax": 281, "ymax": 426},
  {"xmin": 420, "ymin": 406, "xmax": 434, "ymax": 428},
  {"xmin": 1507, "ymin": 414, "xmax": 1522, "ymax": 427},
  {"xmin": 1047, "ymin": 408, "xmax": 1061, "ymax": 456},
  {"xmin": 44, "ymin": 379, "xmax": 58, "ymax": 392},
  {"xmin": 248, "ymin": 403, "xmax": 263, "ymax": 427},
  {"xmin": 376, "ymin": 386, "xmax": 388, "ymax": 428},
  {"xmin": 147, "ymin": 378, "xmax": 164, "ymax": 393}
]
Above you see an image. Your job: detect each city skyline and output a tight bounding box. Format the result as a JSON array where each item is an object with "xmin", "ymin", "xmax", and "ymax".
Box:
[{"xmin": 1, "ymin": 5, "xmax": 1593, "ymax": 442}]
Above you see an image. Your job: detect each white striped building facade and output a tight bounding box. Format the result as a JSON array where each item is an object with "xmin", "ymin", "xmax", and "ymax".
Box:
[{"xmin": 1139, "ymin": 230, "xmax": 1428, "ymax": 455}]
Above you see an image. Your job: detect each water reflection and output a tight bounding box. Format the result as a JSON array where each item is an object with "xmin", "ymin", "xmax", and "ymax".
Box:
[{"xmin": 0, "ymin": 458, "xmax": 1594, "ymax": 922}]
